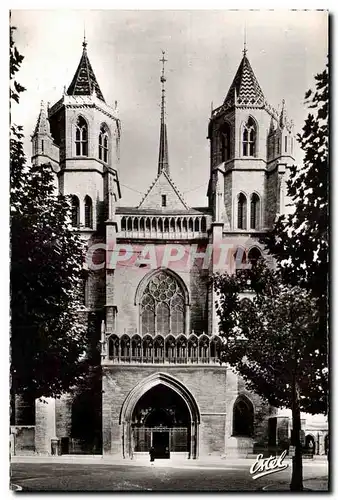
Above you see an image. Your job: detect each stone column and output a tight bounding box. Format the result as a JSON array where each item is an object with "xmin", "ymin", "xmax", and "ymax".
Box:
[{"xmin": 35, "ymin": 397, "xmax": 57, "ymax": 455}]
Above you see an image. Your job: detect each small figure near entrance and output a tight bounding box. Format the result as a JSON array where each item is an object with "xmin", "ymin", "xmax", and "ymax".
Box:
[{"xmin": 149, "ymin": 445, "xmax": 155, "ymax": 465}]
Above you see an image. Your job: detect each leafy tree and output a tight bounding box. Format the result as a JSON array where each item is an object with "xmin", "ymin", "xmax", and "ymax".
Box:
[
  {"xmin": 10, "ymin": 27, "xmax": 88, "ymax": 411},
  {"xmin": 263, "ymin": 66, "xmax": 328, "ymax": 302},
  {"xmin": 214, "ymin": 262, "xmax": 326, "ymax": 491}
]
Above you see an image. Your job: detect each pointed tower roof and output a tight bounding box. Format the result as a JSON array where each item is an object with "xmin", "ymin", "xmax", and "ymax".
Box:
[
  {"xmin": 67, "ymin": 37, "xmax": 105, "ymax": 102},
  {"xmin": 224, "ymin": 51, "xmax": 265, "ymax": 107},
  {"xmin": 158, "ymin": 51, "xmax": 169, "ymax": 175},
  {"xmin": 32, "ymin": 100, "xmax": 51, "ymax": 136}
]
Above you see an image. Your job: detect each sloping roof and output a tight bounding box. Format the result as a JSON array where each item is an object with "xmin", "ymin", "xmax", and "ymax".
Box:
[
  {"xmin": 224, "ymin": 54, "xmax": 265, "ymax": 107},
  {"xmin": 32, "ymin": 101, "xmax": 51, "ymax": 136},
  {"xmin": 67, "ymin": 41, "xmax": 105, "ymax": 102},
  {"xmin": 137, "ymin": 170, "xmax": 189, "ymax": 211}
]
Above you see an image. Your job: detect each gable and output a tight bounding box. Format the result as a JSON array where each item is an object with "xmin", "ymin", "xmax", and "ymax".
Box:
[{"xmin": 138, "ymin": 171, "xmax": 189, "ymax": 211}]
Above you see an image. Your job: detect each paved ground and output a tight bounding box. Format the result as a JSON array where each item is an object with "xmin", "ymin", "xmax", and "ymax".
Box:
[{"xmin": 10, "ymin": 460, "xmax": 329, "ymax": 492}]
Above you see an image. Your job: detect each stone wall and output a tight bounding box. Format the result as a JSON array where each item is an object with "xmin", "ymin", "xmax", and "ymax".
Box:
[{"xmin": 102, "ymin": 365, "xmax": 228, "ymax": 457}]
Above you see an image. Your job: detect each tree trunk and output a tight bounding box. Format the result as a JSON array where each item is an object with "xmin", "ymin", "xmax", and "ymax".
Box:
[{"xmin": 290, "ymin": 377, "xmax": 303, "ymax": 491}]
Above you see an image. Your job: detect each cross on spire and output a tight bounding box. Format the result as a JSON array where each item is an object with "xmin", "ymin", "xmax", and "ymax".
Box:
[
  {"xmin": 158, "ymin": 50, "xmax": 169, "ymax": 175},
  {"xmin": 160, "ymin": 50, "xmax": 167, "ymax": 124},
  {"xmin": 243, "ymin": 24, "xmax": 247, "ymax": 56}
]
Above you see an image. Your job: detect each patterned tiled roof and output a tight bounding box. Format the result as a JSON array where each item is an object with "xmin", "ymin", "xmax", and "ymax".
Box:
[
  {"xmin": 224, "ymin": 54, "xmax": 264, "ymax": 107},
  {"xmin": 67, "ymin": 41, "xmax": 105, "ymax": 102}
]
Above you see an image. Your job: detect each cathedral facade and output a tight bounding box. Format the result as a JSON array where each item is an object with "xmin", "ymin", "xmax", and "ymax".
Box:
[{"xmin": 13, "ymin": 38, "xmax": 328, "ymax": 459}]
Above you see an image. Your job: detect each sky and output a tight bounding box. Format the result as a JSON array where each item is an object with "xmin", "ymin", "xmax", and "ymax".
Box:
[{"xmin": 10, "ymin": 9, "xmax": 328, "ymax": 207}]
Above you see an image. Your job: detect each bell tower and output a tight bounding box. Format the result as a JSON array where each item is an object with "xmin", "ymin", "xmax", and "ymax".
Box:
[
  {"xmin": 44, "ymin": 37, "xmax": 121, "ymax": 233},
  {"xmin": 207, "ymin": 47, "xmax": 295, "ymax": 232}
]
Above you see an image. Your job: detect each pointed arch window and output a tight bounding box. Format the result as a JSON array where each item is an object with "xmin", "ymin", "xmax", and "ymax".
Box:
[
  {"xmin": 99, "ymin": 124, "xmax": 109, "ymax": 163},
  {"xmin": 220, "ymin": 122, "xmax": 231, "ymax": 162},
  {"xmin": 237, "ymin": 193, "xmax": 247, "ymax": 230},
  {"xmin": 242, "ymin": 117, "xmax": 256, "ymax": 157},
  {"xmin": 233, "ymin": 396, "xmax": 254, "ymax": 437},
  {"xmin": 248, "ymin": 247, "xmax": 262, "ymax": 268},
  {"xmin": 75, "ymin": 116, "xmax": 88, "ymax": 156},
  {"xmin": 84, "ymin": 195, "xmax": 93, "ymax": 228},
  {"xmin": 71, "ymin": 195, "xmax": 80, "ymax": 228},
  {"xmin": 140, "ymin": 271, "xmax": 186, "ymax": 335},
  {"xmin": 250, "ymin": 193, "xmax": 260, "ymax": 230}
]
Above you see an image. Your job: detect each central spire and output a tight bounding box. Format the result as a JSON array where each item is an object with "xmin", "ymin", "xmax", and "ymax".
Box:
[{"xmin": 158, "ymin": 51, "xmax": 170, "ymax": 176}]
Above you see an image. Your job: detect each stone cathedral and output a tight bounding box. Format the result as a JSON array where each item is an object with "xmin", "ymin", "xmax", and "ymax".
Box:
[{"xmin": 12, "ymin": 38, "xmax": 328, "ymax": 459}]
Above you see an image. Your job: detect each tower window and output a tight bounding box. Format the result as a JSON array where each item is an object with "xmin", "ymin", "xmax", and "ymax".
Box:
[
  {"xmin": 71, "ymin": 195, "xmax": 80, "ymax": 228},
  {"xmin": 250, "ymin": 193, "xmax": 260, "ymax": 230},
  {"xmin": 75, "ymin": 116, "xmax": 88, "ymax": 156},
  {"xmin": 277, "ymin": 138, "xmax": 281, "ymax": 155},
  {"xmin": 237, "ymin": 193, "xmax": 247, "ymax": 230},
  {"xmin": 242, "ymin": 117, "xmax": 256, "ymax": 157},
  {"xmin": 84, "ymin": 195, "xmax": 93, "ymax": 228},
  {"xmin": 284, "ymin": 136, "xmax": 288, "ymax": 153},
  {"xmin": 161, "ymin": 195, "xmax": 167, "ymax": 207},
  {"xmin": 41, "ymin": 140, "xmax": 44, "ymax": 153},
  {"xmin": 99, "ymin": 124, "xmax": 109, "ymax": 163},
  {"xmin": 220, "ymin": 122, "xmax": 231, "ymax": 162}
]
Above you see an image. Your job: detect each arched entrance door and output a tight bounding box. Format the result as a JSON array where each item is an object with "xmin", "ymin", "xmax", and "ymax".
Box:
[
  {"xmin": 132, "ymin": 384, "xmax": 190, "ymax": 458},
  {"xmin": 120, "ymin": 373, "xmax": 200, "ymax": 459}
]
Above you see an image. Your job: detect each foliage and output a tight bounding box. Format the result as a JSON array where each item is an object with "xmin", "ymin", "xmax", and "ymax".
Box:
[
  {"xmin": 10, "ymin": 27, "xmax": 88, "ymax": 399},
  {"xmin": 214, "ymin": 261, "xmax": 327, "ymax": 415},
  {"xmin": 263, "ymin": 66, "xmax": 328, "ymax": 302}
]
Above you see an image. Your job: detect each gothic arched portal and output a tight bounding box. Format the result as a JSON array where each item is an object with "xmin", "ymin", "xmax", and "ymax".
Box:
[{"xmin": 120, "ymin": 373, "xmax": 200, "ymax": 459}]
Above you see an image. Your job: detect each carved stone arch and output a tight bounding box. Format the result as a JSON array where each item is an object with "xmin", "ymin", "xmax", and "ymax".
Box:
[
  {"xmin": 84, "ymin": 195, "xmax": 93, "ymax": 228},
  {"xmin": 250, "ymin": 191, "xmax": 261, "ymax": 230},
  {"xmin": 153, "ymin": 335, "xmax": 165, "ymax": 358},
  {"xmin": 170, "ymin": 217, "xmax": 176, "ymax": 232},
  {"xmin": 70, "ymin": 194, "xmax": 80, "ymax": 227},
  {"xmin": 247, "ymin": 246, "xmax": 263, "ymax": 267},
  {"xmin": 198, "ymin": 334, "xmax": 210, "ymax": 359},
  {"xmin": 134, "ymin": 267, "xmax": 190, "ymax": 307},
  {"xmin": 119, "ymin": 372, "xmax": 201, "ymax": 425},
  {"xmin": 236, "ymin": 191, "xmax": 248, "ymax": 230},
  {"xmin": 131, "ymin": 334, "xmax": 142, "ymax": 358},
  {"xmin": 108, "ymin": 334, "xmax": 120, "ymax": 358},
  {"xmin": 240, "ymin": 115, "xmax": 259, "ymax": 157},
  {"xmin": 210, "ymin": 335, "xmax": 221, "ymax": 359},
  {"xmin": 219, "ymin": 119, "xmax": 232, "ymax": 162},
  {"xmin": 201, "ymin": 216, "xmax": 207, "ymax": 232},
  {"xmin": 232, "ymin": 394, "xmax": 254, "ymax": 437},
  {"xmin": 120, "ymin": 334, "xmax": 131, "ymax": 359},
  {"xmin": 188, "ymin": 334, "xmax": 198, "ymax": 359},
  {"xmin": 74, "ymin": 114, "xmax": 89, "ymax": 156},
  {"xmin": 188, "ymin": 217, "xmax": 194, "ymax": 232}
]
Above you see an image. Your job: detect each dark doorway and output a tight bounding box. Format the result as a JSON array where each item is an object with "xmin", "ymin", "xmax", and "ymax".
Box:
[
  {"xmin": 153, "ymin": 431, "xmax": 170, "ymax": 458},
  {"xmin": 132, "ymin": 383, "xmax": 191, "ymax": 457}
]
